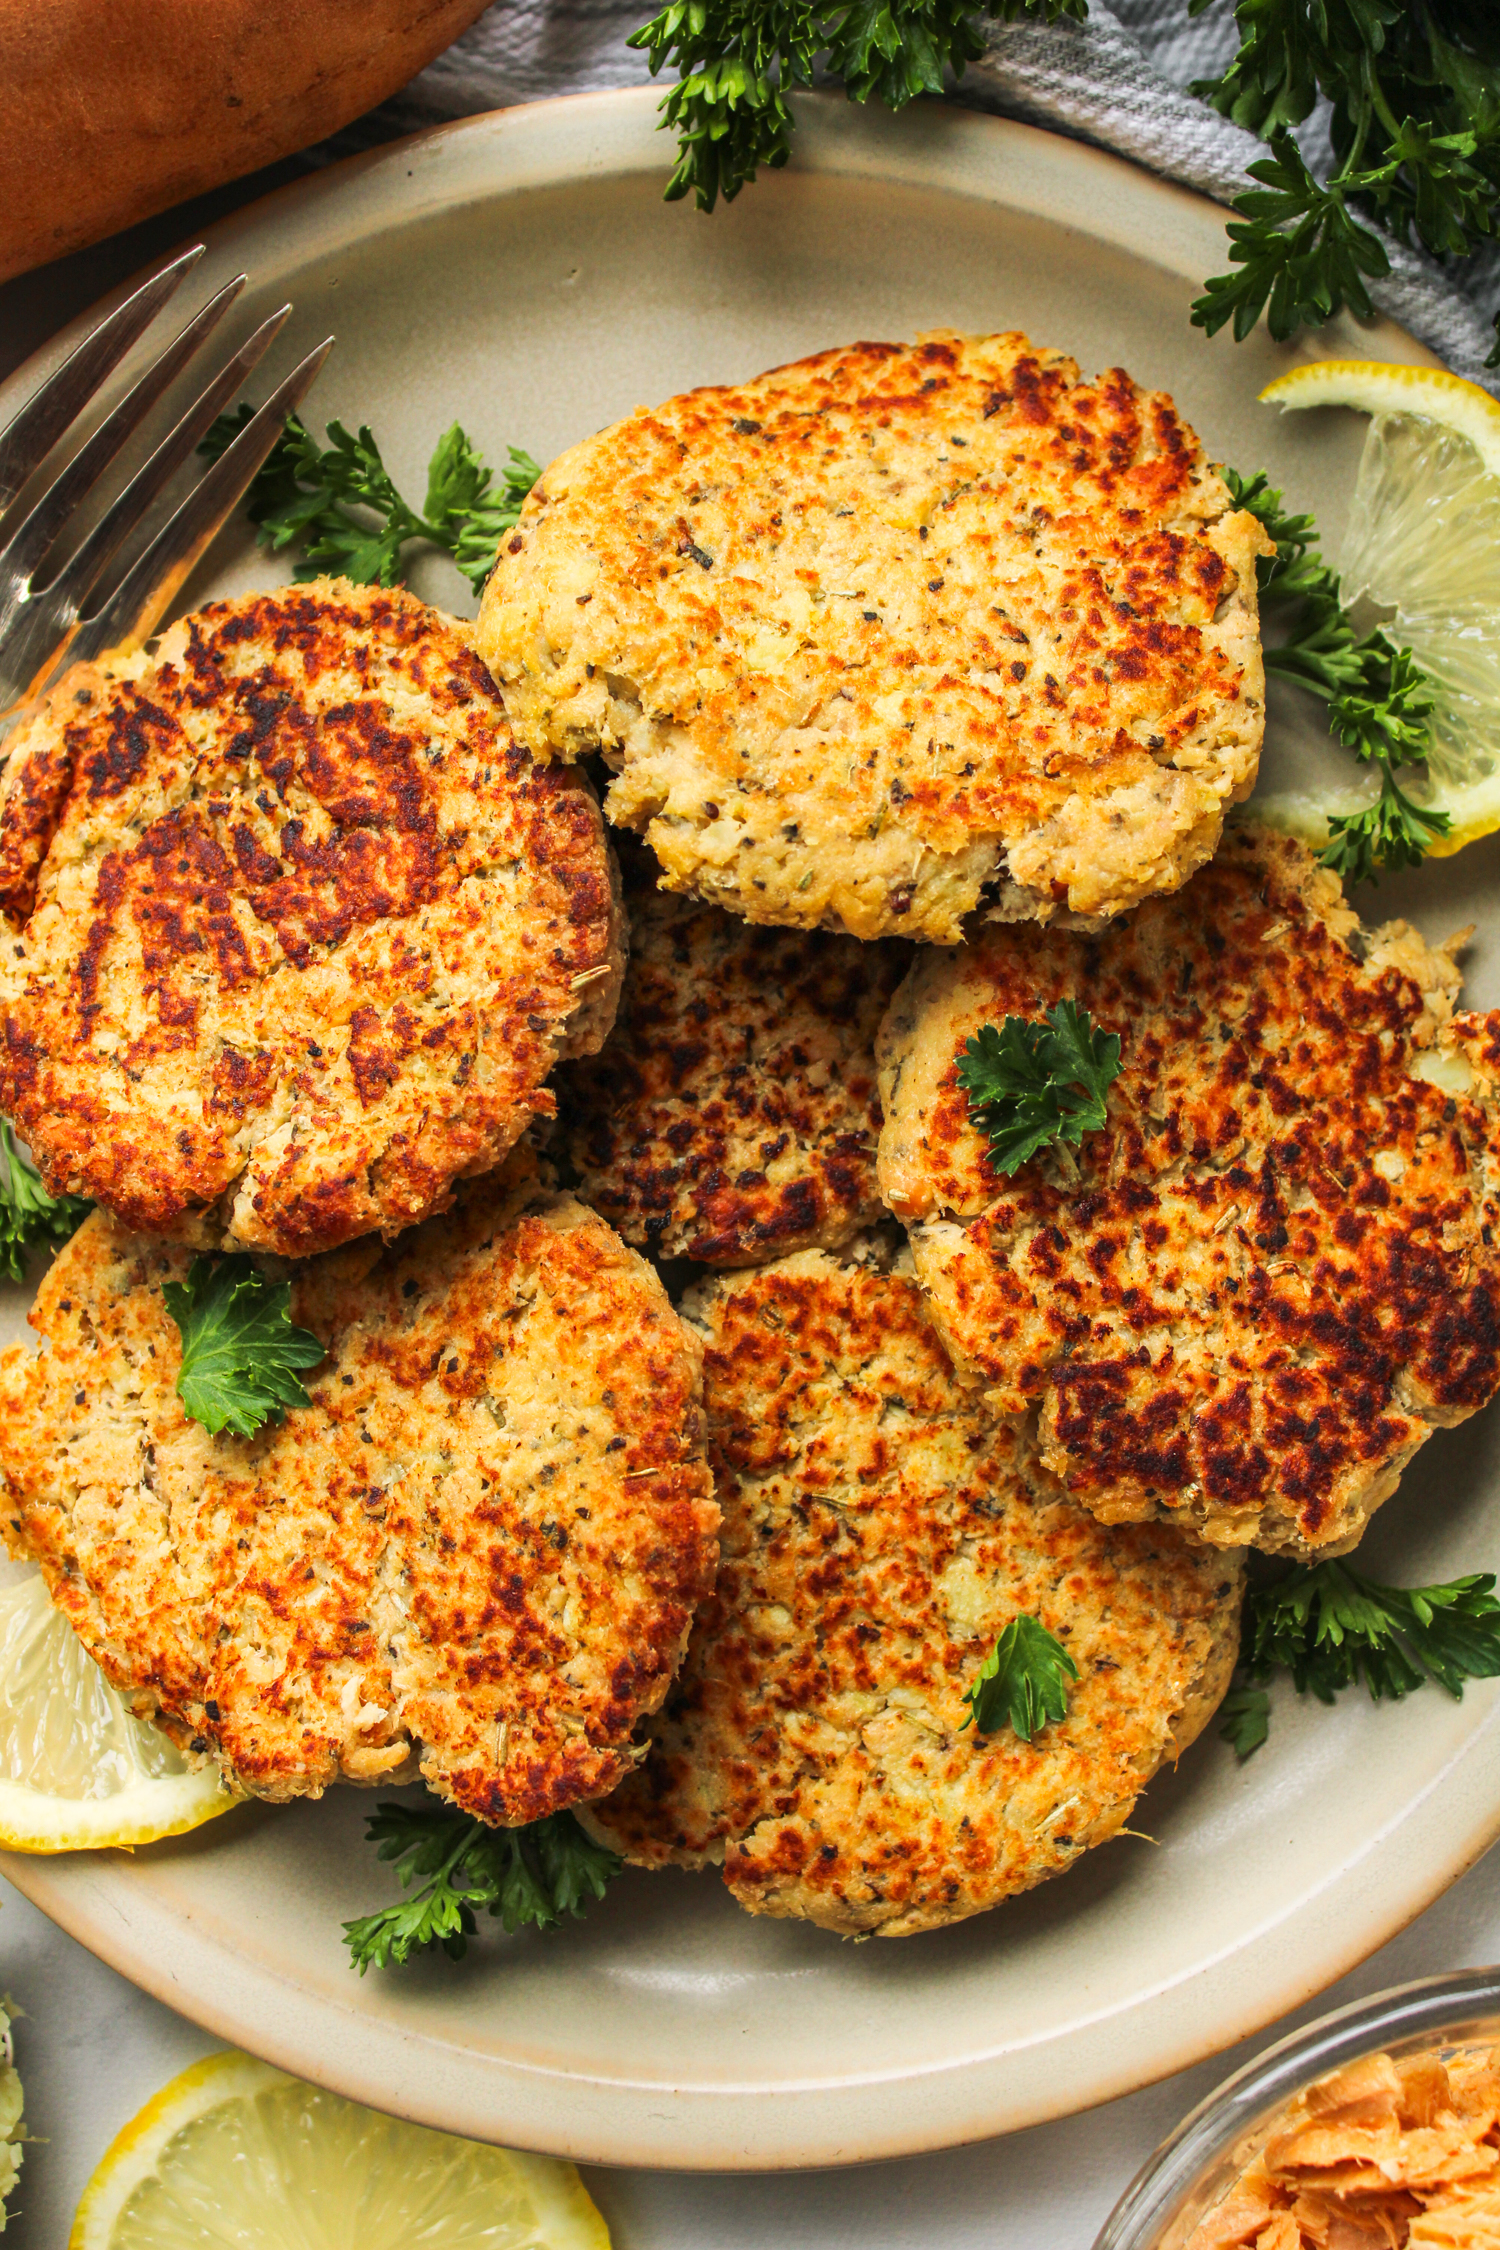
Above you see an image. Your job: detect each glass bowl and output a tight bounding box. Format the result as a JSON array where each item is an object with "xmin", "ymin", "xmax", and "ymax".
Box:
[{"xmin": 1093, "ymin": 1964, "xmax": 1500, "ymax": 2250}]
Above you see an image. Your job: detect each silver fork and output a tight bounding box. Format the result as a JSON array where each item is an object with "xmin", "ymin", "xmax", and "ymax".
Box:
[{"xmin": 0, "ymin": 244, "xmax": 333, "ymax": 719}]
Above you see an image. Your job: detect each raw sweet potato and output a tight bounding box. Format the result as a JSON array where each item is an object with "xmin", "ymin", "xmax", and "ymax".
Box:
[{"xmin": 0, "ymin": 0, "xmax": 492, "ymax": 282}]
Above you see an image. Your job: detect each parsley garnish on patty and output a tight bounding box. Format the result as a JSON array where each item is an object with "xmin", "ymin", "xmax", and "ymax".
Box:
[
  {"xmin": 161, "ymin": 1256, "xmax": 325, "ymax": 1439},
  {"xmin": 962, "ymin": 1615, "xmax": 1079, "ymax": 1740},
  {"xmin": 956, "ymin": 1001, "xmax": 1121, "ymax": 1178}
]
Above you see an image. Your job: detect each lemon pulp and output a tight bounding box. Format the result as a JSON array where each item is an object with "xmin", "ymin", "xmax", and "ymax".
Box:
[
  {"xmin": 72, "ymin": 2051, "xmax": 611, "ymax": 2250},
  {"xmin": 0, "ymin": 1572, "xmax": 234, "ymax": 1851},
  {"xmin": 1254, "ymin": 359, "xmax": 1500, "ymax": 856},
  {"xmin": 1338, "ymin": 412, "xmax": 1500, "ymax": 849}
]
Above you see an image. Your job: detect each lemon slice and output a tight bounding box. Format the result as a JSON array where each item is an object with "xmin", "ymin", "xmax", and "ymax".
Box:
[
  {"xmin": 0, "ymin": 1572, "xmax": 235, "ymax": 1852},
  {"xmin": 1255, "ymin": 359, "xmax": 1500, "ymax": 856},
  {"xmin": 71, "ymin": 2050, "xmax": 612, "ymax": 2250}
]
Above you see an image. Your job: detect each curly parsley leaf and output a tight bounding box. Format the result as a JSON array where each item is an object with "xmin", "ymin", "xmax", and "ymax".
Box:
[
  {"xmin": 161, "ymin": 1256, "xmax": 325, "ymax": 1440},
  {"xmin": 962, "ymin": 1615, "xmax": 1079, "ymax": 1741},
  {"xmin": 344, "ymin": 1800, "xmax": 622, "ymax": 1973},
  {"xmin": 1223, "ymin": 464, "xmax": 1447, "ymax": 881},
  {"xmin": 200, "ymin": 409, "xmax": 540, "ymax": 596},
  {"xmin": 1220, "ymin": 466, "xmax": 1329, "ymax": 605},
  {"xmin": 1190, "ymin": 132, "xmax": 1390, "ymax": 343},
  {"xmin": 1188, "ymin": 2, "xmax": 1500, "ymax": 344},
  {"xmin": 628, "ymin": 0, "xmax": 995, "ymax": 211},
  {"xmin": 1218, "ymin": 1680, "xmax": 1272, "ymax": 1761},
  {"xmin": 437, "ymin": 437, "xmax": 543, "ymax": 593},
  {"xmin": 1243, "ymin": 1561, "xmax": 1500, "ymax": 1706},
  {"xmin": 0, "ymin": 1123, "xmax": 90, "ymax": 1284},
  {"xmin": 957, "ymin": 1001, "xmax": 1121, "ymax": 1177},
  {"xmin": 1319, "ymin": 771, "xmax": 1444, "ymax": 885}
]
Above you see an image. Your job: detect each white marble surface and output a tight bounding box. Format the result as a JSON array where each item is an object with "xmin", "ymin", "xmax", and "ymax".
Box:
[{"xmin": 6, "ymin": 1848, "xmax": 1500, "ymax": 2247}]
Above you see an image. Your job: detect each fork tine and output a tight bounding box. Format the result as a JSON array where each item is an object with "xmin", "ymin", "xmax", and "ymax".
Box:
[
  {"xmin": 0, "ymin": 245, "xmax": 204, "ymax": 513},
  {"xmin": 0, "ymin": 274, "xmax": 249, "ymax": 608},
  {"xmin": 60, "ymin": 336, "xmax": 334, "ymax": 674},
  {"xmin": 37, "ymin": 305, "xmax": 293, "ymax": 614},
  {"xmin": 0, "ymin": 302, "xmax": 295, "ymax": 712}
]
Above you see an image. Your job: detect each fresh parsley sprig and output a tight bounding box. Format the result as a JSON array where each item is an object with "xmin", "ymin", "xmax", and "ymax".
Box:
[
  {"xmin": 1217, "ymin": 1680, "xmax": 1271, "ymax": 1760},
  {"xmin": 1186, "ymin": 1, "xmax": 1500, "ymax": 350},
  {"xmin": 201, "ymin": 409, "xmax": 541, "ymax": 595},
  {"xmin": 1221, "ymin": 1560, "xmax": 1500, "ymax": 1759},
  {"xmin": 1187, "ymin": 130, "xmax": 1399, "ymax": 348},
  {"xmin": 1225, "ymin": 465, "xmax": 1448, "ymax": 882},
  {"xmin": 162, "ymin": 1256, "xmax": 325, "ymax": 1439},
  {"xmin": 627, "ymin": 0, "xmax": 995, "ymax": 210},
  {"xmin": 1246, "ymin": 1560, "xmax": 1500, "ymax": 1703},
  {"xmin": 0, "ymin": 1123, "xmax": 90, "ymax": 1284},
  {"xmin": 956, "ymin": 1001, "xmax": 1121, "ymax": 1178},
  {"xmin": 344, "ymin": 1800, "xmax": 623, "ymax": 1973},
  {"xmin": 962, "ymin": 1614, "xmax": 1079, "ymax": 1740}
]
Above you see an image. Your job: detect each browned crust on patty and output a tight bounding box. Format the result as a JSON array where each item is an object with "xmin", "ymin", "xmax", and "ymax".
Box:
[
  {"xmin": 563, "ymin": 868, "xmax": 909, "ymax": 1265},
  {"xmin": 583, "ymin": 1251, "xmax": 1243, "ymax": 1936},
  {"xmin": 479, "ymin": 330, "xmax": 1268, "ymax": 942},
  {"xmin": 877, "ymin": 824, "xmax": 1500, "ymax": 1556},
  {"xmin": 0, "ymin": 1162, "xmax": 718, "ymax": 1822},
  {"xmin": 0, "ymin": 580, "xmax": 623, "ymax": 1257}
]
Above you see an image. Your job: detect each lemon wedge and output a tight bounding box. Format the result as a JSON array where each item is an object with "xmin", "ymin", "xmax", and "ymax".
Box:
[
  {"xmin": 70, "ymin": 2050, "xmax": 612, "ymax": 2250},
  {"xmin": 1256, "ymin": 359, "xmax": 1500, "ymax": 856},
  {"xmin": 0, "ymin": 1572, "xmax": 235, "ymax": 1852}
]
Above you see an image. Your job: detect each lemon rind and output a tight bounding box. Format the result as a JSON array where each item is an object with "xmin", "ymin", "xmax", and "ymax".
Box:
[
  {"xmin": 0, "ymin": 1766, "xmax": 238, "ymax": 1855},
  {"xmin": 1258, "ymin": 359, "xmax": 1500, "ymax": 479},
  {"xmin": 70, "ymin": 2052, "xmax": 289, "ymax": 2250},
  {"xmin": 1254, "ymin": 777, "xmax": 1500, "ymax": 861},
  {"xmin": 69, "ymin": 2048, "xmax": 615, "ymax": 2250}
]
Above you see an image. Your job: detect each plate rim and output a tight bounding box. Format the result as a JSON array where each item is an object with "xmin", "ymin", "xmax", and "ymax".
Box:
[
  {"xmin": 0, "ymin": 83, "xmax": 1473, "ymax": 2172},
  {"xmin": 0, "ymin": 82, "xmax": 1438, "ymax": 406},
  {"xmin": 9, "ymin": 1709, "xmax": 1500, "ymax": 2169}
]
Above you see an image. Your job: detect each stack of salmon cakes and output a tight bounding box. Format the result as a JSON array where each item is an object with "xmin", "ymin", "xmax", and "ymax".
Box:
[
  {"xmin": 4, "ymin": 327, "xmax": 1497, "ymax": 1947},
  {"xmin": 0, "ymin": 581, "xmax": 712, "ymax": 1830}
]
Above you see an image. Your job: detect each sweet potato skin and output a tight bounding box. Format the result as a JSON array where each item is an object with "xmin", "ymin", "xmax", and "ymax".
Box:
[{"xmin": 0, "ymin": 0, "xmax": 490, "ymax": 282}]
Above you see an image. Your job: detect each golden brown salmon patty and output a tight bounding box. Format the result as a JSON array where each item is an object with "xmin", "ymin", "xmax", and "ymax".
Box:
[
  {"xmin": 583, "ymin": 1251, "xmax": 1242, "ymax": 1937},
  {"xmin": 478, "ymin": 330, "xmax": 1268, "ymax": 943},
  {"xmin": 877, "ymin": 825, "xmax": 1500, "ymax": 1557},
  {"xmin": 563, "ymin": 871, "xmax": 909, "ymax": 1264},
  {"xmin": 0, "ymin": 580, "xmax": 623, "ymax": 1257},
  {"xmin": 0, "ymin": 1165, "xmax": 717, "ymax": 1823}
]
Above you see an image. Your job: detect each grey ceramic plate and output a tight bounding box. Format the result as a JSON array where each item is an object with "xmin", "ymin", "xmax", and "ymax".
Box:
[{"xmin": 3, "ymin": 85, "xmax": 1499, "ymax": 2172}]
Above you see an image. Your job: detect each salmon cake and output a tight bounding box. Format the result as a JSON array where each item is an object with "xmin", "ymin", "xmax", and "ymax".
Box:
[
  {"xmin": 478, "ymin": 330, "xmax": 1269, "ymax": 943},
  {"xmin": 564, "ymin": 868, "xmax": 908, "ymax": 1265},
  {"xmin": 0, "ymin": 1160, "xmax": 717, "ymax": 1824},
  {"xmin": 0, "ymin": 580, "xmax": 623, "ymax": 1258},
  {"xmin": 877, "ymin": 825, "xmax": 1500, "ymax": 1557},
  {"xmin": 583, "ymin": 1249, "xmax": 1242, "ymax": 1936}
]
